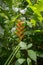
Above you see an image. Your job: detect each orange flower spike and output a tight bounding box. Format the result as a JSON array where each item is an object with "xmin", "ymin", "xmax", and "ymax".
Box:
[
  {"xmin": 16, "ymin": 28, "xmax": 21, "ymax": 33},
  {"xmin": 20, "ymin": 30, "xmax": 24, "ymax": 35},
  {"xmin": 16, "ymin": 19, "xmax": 25, "ymax": 40},
  {"xmin": 16, "ymin": 23, "xmax": 20, "ymax": 28},
  {"xmin": 19, "ymin": 22, "xmax": 23, "ymax": 26},
  {"xmin": 20, "ymin": 26, "xmax": 25, "ymax": 30},
  {"xmin": 16, "ymin": 20, "xmax": 22, "ymax": 28},
  {"xmin": 16, "ymin": 32, "xmax": 20, "ymax": 37}
]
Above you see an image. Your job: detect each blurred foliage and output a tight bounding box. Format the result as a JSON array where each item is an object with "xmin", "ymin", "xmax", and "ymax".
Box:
[{"xmin": 0, "ymin": 0, "xmax": 43, "ymax": 65}]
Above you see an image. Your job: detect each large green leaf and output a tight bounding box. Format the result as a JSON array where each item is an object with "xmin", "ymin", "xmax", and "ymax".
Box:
[
  {"xmin": 28, "ymin": 50, "xmax": 37, "ymax": 62},
  {"xmin": 34, "ymin": 1, "xmax": 43, "ymax": 11},
  {"xmin": 15, "ymin": 58, "xmax": 25, "ymax": 65},
  {"xmin": 26, "ymin": 0, "xmax": 43, "ymax": 21},
  {"xmin": 0, "ymin": 13, "xmax": 8, "ymax": 19}
]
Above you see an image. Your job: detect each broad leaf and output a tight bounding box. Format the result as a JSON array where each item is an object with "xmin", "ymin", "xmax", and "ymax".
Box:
[
  {"xmin": 28, "ymin": 50, "xmax": 37, "ymax": 62},
  {"xmin": 15, "ymin": 58, "xmax": 25, "ymax": 65},
  {"xmin": 27, "ymin": 43, "xmax": 32, "ymax": 49},
  {"xmin": 19, "ymin": 41, "xmax": 27, "ymax": 50}
]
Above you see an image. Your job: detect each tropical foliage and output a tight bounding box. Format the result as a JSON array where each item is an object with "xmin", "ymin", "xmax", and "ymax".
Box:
[{"xmin": 0, "ymin": 0, "xmax": 43, "ymax": 65}]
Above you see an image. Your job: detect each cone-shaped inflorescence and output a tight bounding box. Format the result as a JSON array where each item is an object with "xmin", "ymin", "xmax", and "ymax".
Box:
[{"xmin": 16, "ymin": 20, "xmax": 25, "ymax": 40}]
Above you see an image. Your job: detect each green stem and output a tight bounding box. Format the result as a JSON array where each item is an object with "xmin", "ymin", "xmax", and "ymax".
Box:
[
  {"xmin": 7, "ymin": 46, "xmax": 20, "ymax": 65},
  {"xmin": 4, "ymin": 44, "xmax": 19, "ymax": 65}
]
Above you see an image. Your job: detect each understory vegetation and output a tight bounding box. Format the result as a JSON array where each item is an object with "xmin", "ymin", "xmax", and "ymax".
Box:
[{"xmin": 0, "ymin": 0, "xmax": 43, "ymax": 65}]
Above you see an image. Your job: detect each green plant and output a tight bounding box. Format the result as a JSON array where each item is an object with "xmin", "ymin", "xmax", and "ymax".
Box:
[{"xmin": 0, "ymin": 0, "xmax": 43, "ymax": 65}]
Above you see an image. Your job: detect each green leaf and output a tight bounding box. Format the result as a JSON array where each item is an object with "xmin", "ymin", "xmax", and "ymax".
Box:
[
  {"xmin": 27, "ymin": 58, "xmax": 32, "ymax": 65},
  {"xmin": 27, "ymin": 43, "xmax": 32, "ymax": 49},
  {"xmin": 26, "ymin": 0, "xmax": 32, "ymax": 5},
  {"xmin": 0, "ymin": 13, "xmax": 8, "ymax": 19},
  {"xmin": 31, "ymin": 19, "xmax": 36, "ymax": 26},
  {"xmin": 26, "ymin": 21, "xmax": 32, "ymax": 28},
  {"xmin": 26, "ymin": 0, "xmax": 43, "ymax": 21},
  {"xmin": 16, "ymin": 51, "xmax": 21, "ymax": 58},
  {"xmin": 28, "ymin": 50, "xmax": 37, "ymax": 62},
  {"xmin": 19, "ymin": 41, "xmax": 27, "ymax": 50},
  {"xmin": 11, "ymin": 14, "xmax": 21, "ymax": 23},
  {"xmin": 15, "ymin": 58, "xmax": 25, "ymax": 65}
]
